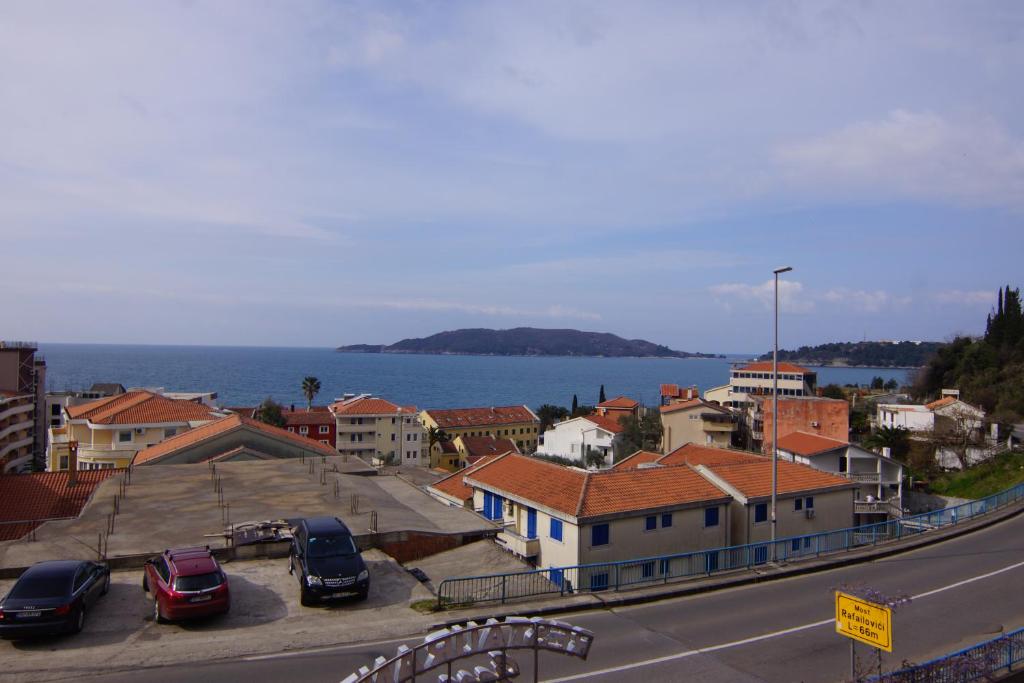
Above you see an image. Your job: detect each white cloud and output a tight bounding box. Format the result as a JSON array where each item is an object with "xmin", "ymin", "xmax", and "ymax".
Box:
[
  {"xmin": 933, "ymin": 289, "xmax": 994, "ymax": 306},
  {"xmin": 327, "ymin": 298, "xmax": 602, "ymax": 321},
  {"xmin": 822, "ymin": 288, "xmax": 912, "ymax": 313},
  {"xmin": 776, "ymin": 110, "xmax": 1024, "ymax": 209},
  {"xmin": 709, "ymin": 279, "xmax": 814, "ymax": 314}
]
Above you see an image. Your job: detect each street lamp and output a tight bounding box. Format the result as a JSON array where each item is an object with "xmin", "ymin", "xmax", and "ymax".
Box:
[{"xmin": 771, "ymin": 266, "xmax": 793, "ymax": 557}]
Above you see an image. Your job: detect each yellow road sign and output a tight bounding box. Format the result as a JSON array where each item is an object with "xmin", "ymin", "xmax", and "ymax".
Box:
[{"xmin": 835, "ymin": 591, "xmax": 892, "ymax": 652}]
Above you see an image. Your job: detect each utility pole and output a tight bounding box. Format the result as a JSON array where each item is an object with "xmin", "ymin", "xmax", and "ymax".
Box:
[{"xmin": 772, "ymin": 266, "xmax": 793, "ymax": 558}]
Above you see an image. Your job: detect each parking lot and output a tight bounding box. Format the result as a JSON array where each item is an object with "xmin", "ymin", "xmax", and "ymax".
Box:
[{"xmin": 0, "ymin": 551, "xmax": 438, "ymax": 683}]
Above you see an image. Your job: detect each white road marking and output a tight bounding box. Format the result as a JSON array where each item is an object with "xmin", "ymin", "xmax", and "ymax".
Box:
[{"xmin": 544, "ymin": 559, "xmax": 1024, "ymax": 682}]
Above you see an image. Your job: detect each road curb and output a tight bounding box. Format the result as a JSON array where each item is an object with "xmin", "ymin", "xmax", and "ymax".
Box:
[{"xmin": 431, "ymin": 499, "xmax": 1024, "ymax": 630}]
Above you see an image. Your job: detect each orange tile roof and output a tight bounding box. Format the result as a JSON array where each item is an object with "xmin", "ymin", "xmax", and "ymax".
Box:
[
  {"xmin": 597, "ymin": 396, "xmax": 639, "ymax": 409},
  {"xmin": 428, "ymin": 455, "xmax": 499, "ymax": 504},
  {"xmin": 660, "ymin": 398, "xmax": 730, "ymax": 415},
  {"xmin": 464, "ymin": 454, "xmax": 586, "ymax": 516},
  {"xmin": 580, "ymin": 466, "xmax": 730, "ymax": 517},
  {"xmin": 465, "ymin": 453, "xmax": 730, "ymax": 520},
  {"xmin": 610, "ymin": 450, "xmax": 663, "ymax": 470},
  {"xmin": 581, "ymin": 413, "xmax": 627, "ymax": 434},
  {"xmin": 425, "ymin": 405, "xmax": 537, "ymax": 429},
  {"xmin": 660, "ymin": 443, "xmax": 766, "ymax": 467},
  {"xmin": 700, "ymin": 460, "xmax": 852, "ymax": 500},
  {"xmin": 65, "ymin": 391, "xmax": 218, "ymax": 425},
  {"xmin": 660, "ymin": 384, "xmax": 680, "ymax": 397},
  {"xmin": 132, "ymin": 413, "xmax": 338, "ymax": 465},
  {"xmin": 330, "ymin": 397, "xmax": 417, "ymax": 415},
  {"xmin": 737, "ymin": 361, "xmax": 812, "ymax": 374},
  {"xmin": 0, "ymin": 470, "xmax": 119, "ymax": 541},
  {"xmin": 282, "ymin": 408, "xmax": 335, "ymax": 426},
  {"xmin": 925, "ymin": 396, "xmax": 957, "ymax": 411},
  {"xmin": 458, "ymin": 435, "xmax": 519, "ymax": 458},
  {"xmin": 776, "ymin": 431, "xmax": 848, "ymax": 457}
]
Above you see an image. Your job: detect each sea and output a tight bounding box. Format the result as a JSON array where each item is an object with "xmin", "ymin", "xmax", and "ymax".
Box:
[{"xmin": 38, "ymin": 344, "xmax": 912, "ymax": 410}]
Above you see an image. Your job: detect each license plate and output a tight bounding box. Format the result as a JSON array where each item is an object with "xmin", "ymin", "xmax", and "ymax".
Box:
[
  {"xmin": 189, "ymin": 595, "xmax": 213, "ymax": 603},
  {"xmin": 329, "ymin": 592, "xmax": 347, "ymax": 599},
  {"xmin": 18, "ymin": 611, "xmax": 41, "ymax": 618}
]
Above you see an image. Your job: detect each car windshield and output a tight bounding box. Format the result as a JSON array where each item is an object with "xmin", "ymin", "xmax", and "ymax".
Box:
[
  {"xmin": 307, "ymin": 534, "xmax": 357, "ymax": 558},
  {"xmin": 173, "ymin": 572, "xmax": 223, "ymax": 592},
  {"xmin": 7, "ymin": 573, "xmax": 71, "ymax": 600}
]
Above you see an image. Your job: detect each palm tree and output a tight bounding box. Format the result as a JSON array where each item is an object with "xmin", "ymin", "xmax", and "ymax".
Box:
[
  {"xmin": 301, "ymin": 376, "xmax": 321, "ymax": 411},
  {"xmin": 863, "ymin": 425, "xmax": 910, "ymax": 460},
  {"xmin": 427, "ymin": 426, "xmax": 451, "ymax": 456}
]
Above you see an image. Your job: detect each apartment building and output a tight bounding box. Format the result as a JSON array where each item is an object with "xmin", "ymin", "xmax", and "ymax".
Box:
[
  {"xmin": 659, "ymin": 398, "xmax": 737, "ymax": 450},
  {"xmin": 593, "ymin": 396, "xmax": 639, "ymax": 421},
  {"xmin": 537, "ymin": 414, "xmax": 625, "ymax": 467},
  {"xmin": 45, "ymin": 384, "xmax": 126, "ymax": 432},
  {"xmin": 329, "ymin": 395, "xmax": 422, "ymax": 466},
  {"xmin": 750, "ymin": 395, "xmax": 849, "ymax": 454},
  {"xmin": 421, "ymin": 405, "xmax": 540, "ymax": 470},
  {"xmin": 282, "ymin": 407, "xmax": 336, "ymax": 450},
  {"xmin": 0, "ymin": 342, "xmax": 46, "ymax": 472},
  {"xmin": 704, "ymin": 361, "xmax": 817, "ymax": 409},
  {"xmin": 451, "ymin": 435, "xmax": 518, "ymax": 466},
  {"xmin": 47, "ymin": 390, "xmax": 222, "ymax": 470}
]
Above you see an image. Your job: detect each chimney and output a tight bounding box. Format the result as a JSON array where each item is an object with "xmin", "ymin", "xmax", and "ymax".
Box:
[{"xmin": 68, "ymin": 441, "xmax": 78, "ymax": 487}]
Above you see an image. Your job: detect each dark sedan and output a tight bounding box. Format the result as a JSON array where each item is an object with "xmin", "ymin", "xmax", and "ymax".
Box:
[{"xmin": 0, "ymin": 560, "xmax": 110, "ymax": 638}]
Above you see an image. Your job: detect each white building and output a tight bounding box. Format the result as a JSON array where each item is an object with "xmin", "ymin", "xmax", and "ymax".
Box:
[
  {"xmin": 704, "ymin": 361, "xmax": 817, "ymax": 409},
  {"xmin": 876, "ymin": 404, "xmax": 934, "ymax": 432},
  {"xmin": 329, "ymin": 395, "xmax": 423, "ymax": 466},
  {"xmin": 537, "ymin": 414, "xmax": 625, "ymax": 467}
]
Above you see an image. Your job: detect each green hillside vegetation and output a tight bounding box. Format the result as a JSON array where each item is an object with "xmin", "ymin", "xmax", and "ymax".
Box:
[
  {"xmin": 929, "ymin": 450, "xmax": 1024, "ymax": 499},
  {"xmin": 913, "ymin": 285, "xmax": 1024, "ymax": 423},
  {"xmin": 760, "ymin": 341, "xmax": 944, "ymax": 367}
]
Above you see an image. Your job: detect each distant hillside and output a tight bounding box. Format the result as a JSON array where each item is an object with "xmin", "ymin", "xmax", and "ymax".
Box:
[
  {"xmin": 758, "ymin": 341, "xmax": 945, "ymax": 368},
  {"xmin": 338, "ymin": 328, "xmax": 720, "ymax": 359}
]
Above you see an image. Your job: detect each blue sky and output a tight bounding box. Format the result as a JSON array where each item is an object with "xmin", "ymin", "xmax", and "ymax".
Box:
[{"xmin": 3, "ymin": 1, "xmax": 1022, "ymax": 353}]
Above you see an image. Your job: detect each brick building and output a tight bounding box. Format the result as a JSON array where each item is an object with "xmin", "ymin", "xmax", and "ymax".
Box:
[{"xmin": 752, "ymin": 396, "xmax": 849, "ymax": 455}]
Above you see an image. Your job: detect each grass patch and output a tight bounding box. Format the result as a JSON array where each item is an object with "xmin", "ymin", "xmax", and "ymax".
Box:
[
  {"xmin": 409, "ymin": 599, "xmax": 443, "ymax": 613},
  {"xmin": 929, "ymin": 450, "xmax": 1024, "ymax": 499}
]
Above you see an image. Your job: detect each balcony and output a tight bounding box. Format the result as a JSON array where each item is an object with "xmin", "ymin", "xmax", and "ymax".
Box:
[
  {"xmin": 0, "ymin": 420, "xmax": 32, "ymax": 442},
  {"xmin": 854, "ymin": 498, "xmax": 902, "ymax": 517},
  {"xmin": 701, "ymin": 419, "xmax": 737, "ymax": 433},
  {"xmin": 496, "ymin": 527, "xmax": 540, "ymax": 559},
  {"xmin": 0, "ymin": 436, "xmax": 33, "ymax": 459},
  {"xmin": 0, "ymin": 403, "xmax": 33, "ymax": 424}
]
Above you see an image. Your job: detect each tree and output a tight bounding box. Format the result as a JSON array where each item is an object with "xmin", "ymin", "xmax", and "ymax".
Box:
[
  {"xmin": 870, "ymin": 376, "xmax": 885, "ymax": 390},
  {"xmin": 254, "ymin": 397, "xmax": 287, "ymax": 428},
  {"xmin": 584, "ymin": 446, "xmax": 607, "ymax": 469},
  {"xmin": 301, "ymin": 376, "xmax": 321, "ymax": 411},
  {"xmin": 884, "ymin": 378, "xmax": 899, "ymax": 391},
  {"xmin": 427, "ymin": 426, "xmax": 451, "ymax": 458},
  {"xmin": 821, "ymin": 384, "xmax": 845, "ymax": 400},
  {"xmin": 925, "ymin": 404, "xmax": 988, "ymax": 470},
  {"xmin": 863, "ymin": 426, "xmax": 911, "ymax": 461},
  {"xmin": 599, "ymin": 385, "xmax": 607, "ymax": 404},
  {"xmin": 617, "ymin": 409, "xmax": 663, "ymax": 457},
  {"xmin": 535, "ymin": 404, "xmax": 570, "ymax": 434},
  {"xmin": 571, "ymin": 394, "xmax": 578, "ymax": 415}
]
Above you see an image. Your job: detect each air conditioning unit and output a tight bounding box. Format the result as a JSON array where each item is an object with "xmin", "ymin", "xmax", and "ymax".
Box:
[
  {"xmin": 810, "ymin": 421, "xmax": 820, "ymax": 428},
  {"xmin": 805, "ymin": 509, "xmax": 816, "ymax": 519},
  {"xmin": 134, "ymin": 427, "xmax": 145, "ymax": 435}
]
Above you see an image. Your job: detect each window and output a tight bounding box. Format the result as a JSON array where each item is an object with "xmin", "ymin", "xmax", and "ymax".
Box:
[
  {"xmin": 391, "ymin": 417, "xmax": 396, "ymax": 424},
  {"xmin": 704, "ymin": 507, "xmax": 719, "ymax": 527},
  {"xmin": 805, "ymin": 497, "xmax": 814, "ymax": 509},
  {"xmin": 59, "ymin": 455, "xmax": 69, "ymax": 470},
  {"xmin": 51, "ymin": 404, "xmax": 61, "ymax": 416},
  {"xmin": 754, "ymin": 503, "xmax": 768, "ymax": 523},
  {"xmin": 589, "ymin": 572, "xmax": 609, "ymax": 591},
  {"xmin": 550, "ymin": 518, "xmax": 563, "ymax": 541},
  {"xmin": 705, "ymin": 552, "xmax": 719, "ymax": 573},
  {"xmin": 659, "ymin": 558, "xmax": 670, "ymax": 575},
  {"xmin": 804, "ymin": 537, "xmax": 812, "ymax": 549},
  {"xmin": 839, "ymin": 458, "xmax": 847, "ymax": 473},
  {"xmin": 118, "ymin": 430, "xmax": 132, "ymax": 443},
  {"xmin": 320, "ymin": 440, "xmax": 329, "ymax": 445},
  {"xmin": 794, "ymin": 498, "xmax": 803, "ymax": 511},
  {"xmin": 661, "ymin": 513, "xmax": 673, "ymax": 528},
  {"xmin": 642, "ymin": 561, "xmax": 654, "ymax": 579},
  {"xmin": 645, "ymin": 516, "xmax": 657, "ymax": 531},
  {"xmin": 319, "ymin": 426, "xmax": 329, "ymax": 434},
  {"xmin": 391, "ymin": 434, "xmax": 396, "ymax": 441},
  {"xmin": 792, "ymin": 538, "xmax": 800, "ymax": 552},
  {"xmin": 164, "ymin": 427, "xmax": 177, "ymax": 439},
  {"xmin": 591, "ymin": 524, "xmax": 609, "ymax": 547},
  {"xmin": 299, "ymin": 426, "xmax": 309, "ymax": 435},
  {"xmin": 288, "ymin": 427, "xmax": 295, "ymax": 432}
]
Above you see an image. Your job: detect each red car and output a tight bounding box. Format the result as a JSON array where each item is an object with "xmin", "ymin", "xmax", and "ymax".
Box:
[{"xmin": 142, "ymin": 547, "xmax": 230, "ymax": 623}]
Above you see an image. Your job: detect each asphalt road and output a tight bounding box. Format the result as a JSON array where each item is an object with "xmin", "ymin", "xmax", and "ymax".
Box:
[{"xmin": 42, "ymin": 511, "xmax": 1024, "ymax": 683}]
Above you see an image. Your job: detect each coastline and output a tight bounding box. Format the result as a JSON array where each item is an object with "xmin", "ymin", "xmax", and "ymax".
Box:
[{"xmin": 335, "ymin": 350, "xmax": 724, "ymax": 360}]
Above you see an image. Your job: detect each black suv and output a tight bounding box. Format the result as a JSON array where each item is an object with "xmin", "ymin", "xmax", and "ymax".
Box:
[{"xmin": 289, "ymin": 517, "xmax": 369, "ymax": 606}]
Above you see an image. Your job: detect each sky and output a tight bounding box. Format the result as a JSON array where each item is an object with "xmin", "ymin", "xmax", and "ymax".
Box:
[{"xmin": 2, "ymin": 1, "xmax": 1022, "ymax": 354}]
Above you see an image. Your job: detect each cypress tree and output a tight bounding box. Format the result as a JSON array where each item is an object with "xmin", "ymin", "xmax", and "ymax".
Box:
[
  {"xmin": 571, "ymin": 394, "xmax": 578, "ymax": 415},
  {"xmin": 599, "ymin": 384, "xmax": 606, "ymax": 404}
]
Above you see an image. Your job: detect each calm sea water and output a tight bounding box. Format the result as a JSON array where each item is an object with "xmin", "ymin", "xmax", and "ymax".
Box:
[{"xmin": 38, "ymin": 344, "xmax": 910, "ymax": 410}]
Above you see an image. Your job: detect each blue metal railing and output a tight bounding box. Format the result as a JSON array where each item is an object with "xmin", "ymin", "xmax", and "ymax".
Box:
[
  {"xmin": 868, "ymin": 626, "xmax": 1024, "ymax": 682},
  {"xmin": 437, "ymin": 481, "xmax": 1024, "ymax": 607}
]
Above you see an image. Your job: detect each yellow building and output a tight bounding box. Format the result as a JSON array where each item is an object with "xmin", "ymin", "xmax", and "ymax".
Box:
[
  {"xmin": 47, "ymin": 391, "xmax": 222, "ymax": 471},
  {"xmin": 421, "ymin": 405, "xmax": 539, "ymax": 471}
]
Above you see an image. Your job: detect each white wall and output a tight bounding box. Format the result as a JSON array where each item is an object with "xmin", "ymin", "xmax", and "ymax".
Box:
[{"xmin": 538, "ymin": 418, "xmax": 616, "ymax": 466}]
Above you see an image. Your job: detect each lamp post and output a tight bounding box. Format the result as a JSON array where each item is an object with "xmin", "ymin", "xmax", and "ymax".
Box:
[{"xmin": 771, "ymin": 266, "xmax": 793, "ymax": 558}]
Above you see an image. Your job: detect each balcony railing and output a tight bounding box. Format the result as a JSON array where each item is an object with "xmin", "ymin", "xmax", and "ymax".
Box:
[
  {"xmin": 497, "ymin": 527, "xmax": 540, "ymax": 558},
  {"xmin": 854, "ymin": 498, "xmax": 902, "ymax": 516},
  {"xmin": 0, "ymin": 436, "xmax": 33, "ymax": 458}
]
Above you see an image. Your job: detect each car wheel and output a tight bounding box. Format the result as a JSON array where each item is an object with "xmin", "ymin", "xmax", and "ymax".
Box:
[
  {"xmin": 153, "ymin": 598, "xmax": 167, "ymax": 624},
  {"xmin": 101, "ymin": 573, "xmax": 111, "ymax": 596},
  {"xmin": 299, "ymin": 587, "xmax": 316, "ymax": 607},
  {"xmin": 70, "ymin": 606, "xmax": 86, "ymax": 634}
]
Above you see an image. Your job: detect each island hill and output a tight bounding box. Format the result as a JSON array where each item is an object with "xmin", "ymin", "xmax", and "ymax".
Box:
[
  {"xmin": 338, "ymin": 327, "xmax": 721, "ymax": 359},
  {"xmin": 758, "ymin": 340, "xmax": 946, "ymax": 368}
]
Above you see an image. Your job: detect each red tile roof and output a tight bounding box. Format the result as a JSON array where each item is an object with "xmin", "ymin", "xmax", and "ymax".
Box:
[
  {"xmin": 737, "ymin": 361, "xmax": 812, "ymax": 374},
  {"xmin": 330, "ymin": 397, "xmax": 417, "ymax": 415},
  {"xmin": 465, "ymin": 453, "xmax": 730, "ymax": 520},
  {"xmin": 581, "ymin": 413, "xmax": 627, "ymax": 434},
  {"xmin": 610, "ymin": 450, "xmax": 663, "ymax": 470},
  {"xmin": 925, "ymin": 396, "xmax": 957, "ymax": 411},
  {"xmin": 776, "ymin": 431, "xmax": 848, "ymax": 457},
  {"xmin": 0, "ymin": 470, "xmax": 119, "ymax": 541},
  {"xmin": 597, "ymin": 396, "xmax": 639, "ymax": 409},
  {"xmin": 660, "ymin": 443, "xmax": 766, "ymax": 467},
  {"xmin": 428, "ymin": 455, "xmax": 499, "ymax": 504},
  {"xmin": 132, "ymin": 413, "xmax": 338, "ymax": 465},
  {"xmin": 282, "ymin": 407, "xmax": 335, "ymax": 426},
  {"xmin": 660, "ymin": 398, "xmax": 730, "ymax": 415},
  {"xmin": 425, "ymin": 405, "xmax": 537, "ymax": 429},
  {"xmin": 458, "ymin": 435, "xmax": 519, "ymax": 458},
  {"xmin": 699, "ymin": 460, "xmax": 852, "ymax": 500},
  {"xmin": 661, "ymin": 384, "xmax": 699, "ymax": 399},
  {"xmin": 65, "ymin": 391, "xmax": 218, "ymax": 425}
]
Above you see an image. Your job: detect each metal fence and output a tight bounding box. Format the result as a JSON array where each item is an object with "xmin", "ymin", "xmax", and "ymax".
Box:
[
  {"xmin": 437, "ymin": 481, "xmax": 1024, "ymax": 607},
  {"xmin": 868, "ymin": 626, "xmax": 1024, "ymax": 682}
]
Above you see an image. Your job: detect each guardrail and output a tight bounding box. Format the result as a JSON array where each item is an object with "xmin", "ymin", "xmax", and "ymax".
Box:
[
  {"xmin": 868, "ymin": 625, "xmax": 1024, "ymax": 682},
  {"xmin": 437, "ymin": 481, "xmax": 1024, "ymax": 608}
]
